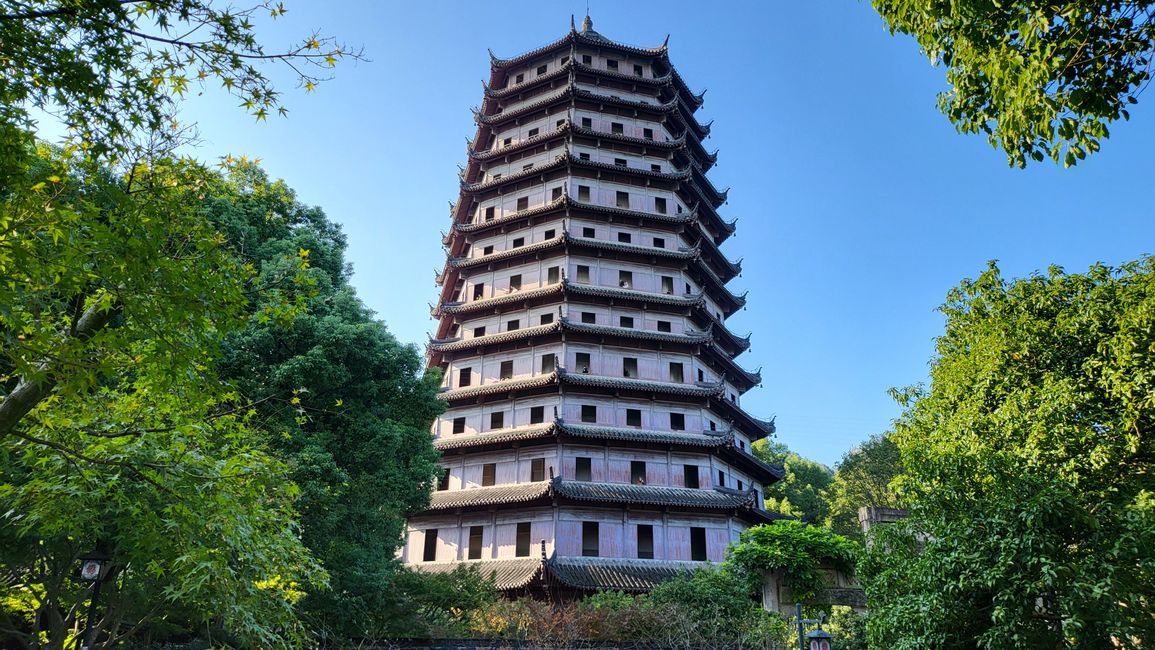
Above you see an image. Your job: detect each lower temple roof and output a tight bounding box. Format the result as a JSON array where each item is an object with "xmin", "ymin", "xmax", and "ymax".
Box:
[{"xmin": 413, "ymin": 555, "xmax": 705, "ymax": 592}]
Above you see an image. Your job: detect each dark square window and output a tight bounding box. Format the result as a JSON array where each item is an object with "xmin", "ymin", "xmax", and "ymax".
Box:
[
  {"xmin": 528, "ymin": 127, "xmax": 539, "ymax": 137},
  {"xmin": 684, "ymin": 464, "xmax": 700, "ymax": 489},
  {"xmin": 556, "ymin": 119, "xmax": 565, "ymax": 128},
  {"xmin": 490, "ymin": 411, "xmax": 504, "ymax": 429},
  {"xmin": 581, "ymin": 312, "xmax": 596, "ymax": 324},
  {"xmin": 581, "ymin": 117, "xmax": 592, "ymax": 128},
  {"xmin": 485, "ymin": 206, "xmax": 495, "ymax": 220},
  {"xmin": 582, "ymin": 521, "xmax": 599, "ymax": 556},
  {"xmin": 468, "ymin": 525, "xmax": 484, "ymax": 559},
  {"xmin": 670, "ymin": 413, "xmax": 685, "ymax": 431},
  {"xmin": 655, "ymin": 197, "xmax": 668, "ymax": 214},
  {"xmin": 626, "ymin": 409, "xmax": 641, "ymax": 427},
  {"xmin": 473, "ymin": 283, "xmax": 485, "ymax": 300},
  {"xmin": 670, "ymin": 362, "xmax": 684, "ymax": 383},
  {"xmin": 582, "ymin": 54, "xmax": 592, "ymax": 65},
  {"xmin": 579, "ymin": 152, "xmax": 591, "ymax": 160},
  {"xmin": 718, "ymin": 469, "xmax": 725, "ymax": 487},
  {"xmin": 540, "ymin": 312, "xmax": 554, "ymax": 325},
  {"xmin": 537, "ymin": 64, "xmax": 547, "ymax": 75},
  {"xmin": 545, "ymin": 228, "xmax": 557, "ymax": 239},
  {"xmin": 501, "ymin": 138, "xmax": 511, "ymax": 147},
  {"xmin": 710, "ymin": 420, "xmax": 717, "ymax": 431},
  {"xmin": 522, "ymin": 163, "xmax": 534, "ymax": 172},
  {"xmin": 620, "ymin": 316, "xmax": 635, "ymax": 329},
  {"xmin": 657, "ymin": 320, "xmax": 671, "ymax": 332},
  {"xmin": 540, "ymin": 353, "xmax": 556, "ymax": 373},
  {"xmin": 530, "ymin": 406, "xmax": 545, "ymax": 424},
  {"xmin": 516, "ymin": 522, "xmax": 532, "ymax": 557},
  {"xmin": 614, "ymin": 157, "xmax": 627, "ymax": 167},
  {"xmin": 618, "ymin": 232, "xmax": 631, "ymax": 243},
  {"xmin": 690, "ymin": 527, "xmax": 707, "ymax": 561},
  {"xmin": 643, "ymin": 127, "xmax": 654, "ymax": 140},
  {"xmin": 637, "ymin": 524, "xmax": 654, "ymax": 559},
  {"xmin": 619, "ymin": 270, "xmax": 633, "ymax": 287},
  {"xmin": 581, "ymin": 404, "xmax": 596, "ymax": 423},
  {"xmin": 483, "ymin": 245, "xmax": 494, "ymax": 255},
  {"xmin": 552, "ymin": 186, "xmax": 563, "ymax": 200},
  {"xmin": 578, "ymin": 185, "xmax": 591, "ymax": 201},
  {"xmin": 515, "ymin": 73, "xmax": 524, "ymax": 83},
  {"xmin": 422, "ymin": 529, "xmax": 438, "ymax": 562},
  {"xmin": 473, "ymin": 326, "xmax": 486, "ymax": 337},
  {"xmin": 623, "ymin": 357, "xmax": 637, "ymax": 377},
  {"xmin": 516, "ymin": 196, "xmax": 529, "ymax": 211},
  {"xmin": 616, "ymin": 191, "xmax": 629, "ymax": 208},
  {"xmin": 576, "ymin": 457, "xmax": 592, "ymax": 482},
  {"xmin": 653, "ymin": 237, "xmax": 665, "ymax": 248},
  {"xmin": 577, "ymin": 265, "xmax": 591, "ymax": 282},
  {"xmin": 634, "ymin": 64, "xmax": 644, "ymax": 76},
  {"xmin": 631, "ymin": 461, "xmax": 646, "ymax": 485},
  {"xmin": 547, "ymin": 266, "xmax": 560, "ymax": 284},
  {"xmin": 507, "ymin": 319, "xmax": 520, "ymax": 331},
  {"xmin": 531, "ymin": 458, "xmax": 546, "ymax": 481},
  {"xmin": 482, "ymin": 463, "xmax": 496, "ymax": 487},
  {"xmin": 512, "ymin": 237, "xmax": 525, "ymax": 247},
  {"xmin": 561, "ymin": 55, "xmax": 570, "ymax": 65},
  {"xmin": 651, "ymin": 164, "xmax": 662, "ymax": 172},
  {"xmin": 576, "ymin": 352, "xmax": 591, "ymax": 372},
  {"xmin": 509, "ymin": 274, "xmax": 522, "ymax": 291},
  {"xmin": 607, "ymin": 59, "xmax": 619, "ymax": 70},
  {"xmin": 737, "ymin": 479, "xmax": 744, "ymax": 491},
  {"xmin": 583, "ymin": 227, "xmax": 596, "ymax": 238},
  {"xmin": 698, "ymin": 368, "xmax": 705, "ymax": 382},
  {"xmin": 438, "ymin": 467, "xmax": 450, "ymax": 491},
  {"xmin": 459, "ymin": 367, "xmax": 472, "ymax": 387},
  {"xmin": 661, "ymin": 276, "xmax": 674, "ymax": 294},
  {"xmin": 499, "ymin": 360, "xmax": 513, "ymax": 380},
  {"xmin": 453, "ymin": 417, "xmax": 466, "ymax": 434},
  {"xmin": 611, "ymin": 122, "xmax": 624, "ymax": 134}
]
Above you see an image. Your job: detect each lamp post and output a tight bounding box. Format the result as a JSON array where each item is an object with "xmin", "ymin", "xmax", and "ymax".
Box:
[
  {"xmin": 794, "ymin": 604, "xmax": 831, "ymax": 650},
  {"xmin": 77, "ymin": 552, "xmax": 110, "ymax": 650}
]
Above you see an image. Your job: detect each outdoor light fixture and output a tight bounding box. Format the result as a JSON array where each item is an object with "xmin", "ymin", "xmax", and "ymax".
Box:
[
  {"xmin": 806, "ymin": 626, "xmax": 833, "ymax": 650},
  {"xmin": 77, "ymin": 550, "xmax": 112, "ymax": 650}
]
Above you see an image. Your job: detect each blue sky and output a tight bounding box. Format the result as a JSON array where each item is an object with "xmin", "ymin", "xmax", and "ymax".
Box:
[{"xmin": 159, "ymin": 1, "xmax": 1153, "ymax": 467}]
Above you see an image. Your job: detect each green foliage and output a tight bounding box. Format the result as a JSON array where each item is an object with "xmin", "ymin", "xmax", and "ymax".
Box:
[
  {"xmin": 0, "ymin": 0, "xmax": 359, "ymax": 160},
  {"xmin": 824, "ymin": 606, "xmax": 868, "ymax": 650},
  {"xmin": 0, "ymin": 147, "xmax": 322, "ymax": 649},
  {"xmin": 822, "ymin": 433, "xmax": 904, "ymax": 538},
  {"xmin": 727, "ymin": 521, "xmax": 858, "ymax": 601},
  {"xmin": 861, "ymin": 259, "xmax": 1155, "ymax": 648},
  {"xmin": 205, "ymin": 162, "xmax": 443, "ymax": 639},
  {"xmin": 754, "ymin": 441, "xmax": 833, "ymax": 523},
  {"xmin": 872, "ymin": 0, "xmax": 1153, "ymax": 167}
]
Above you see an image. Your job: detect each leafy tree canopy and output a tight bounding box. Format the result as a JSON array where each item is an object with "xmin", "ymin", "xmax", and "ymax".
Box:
[
  {"xmin": 754, "ymin": 441, "xmax": 833, "ymax": 523},
  {"xmin": 872, "ymin": 0, "xmax": 1152, "ymax": 167},
  {"xmin": 860, "ymin": 259, "xmax": 1155, "ymax": 648},
  {"xmin": 206, "ymin": 162, "xmax": 443, "ymax": 639},
  {"xmin": 0, "ymin": 0, "xmax": 359, "ymax": 161},
  {"xmin": 822, "ymin": 433, "xmax": 904, "ymax": 538}
]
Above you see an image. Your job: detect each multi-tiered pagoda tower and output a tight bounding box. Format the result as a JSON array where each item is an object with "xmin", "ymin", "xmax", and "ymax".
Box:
[{"xmin": 401, "ymin": 17, "xmax": 784, "ymax": 595}]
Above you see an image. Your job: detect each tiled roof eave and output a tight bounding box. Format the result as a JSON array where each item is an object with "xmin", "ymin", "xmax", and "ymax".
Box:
[
  {"xmin": 461, "ymin": 154, "xmax": 567, "ymax": 193},
  {"xmin": 553, "ymin": 478, "xmax": 756, "ymax": 509},
  {"xmin": 414, "ymin": 558, "xmax": 544, "ymax": 591},
  {"xmin": 447, "ymin": 237, "xmax": 563, "ymax": 269},
  {"xmin": 570, "ymin": 124, "xmax": 686, "ymax": 150},
  {"xmin": 434, "ymin": 423, "xmax": 559, "ymax": 451},
  {"xmin": 558, "ymin": 422, "xmax": 730, "ymax": 448},
  {"xmin": 429, "ymin": 322, "xmax": 562, "ymax": 352},
  {"xmin": 567, "ymin": 234, "xmax": 699, "ymax": 260},
  {"xmin": 468, "ymin": 123, "xmax": 569, "ymax": 161},
  {"xmin": 545, "ymin": 556, "xmax": 705, "ymax": 593},
  {"xmin": 434, "ymin": 283, "xmax": 564, "ymax": 317},
  {"xmin": 438, "ymin": 372, "xmax": 560, "ymax": 402},
  {"xmin": 573, "ymin": 87, "xmax": 678, "ymax": 114},
  {"xmin": 559, "ymin": 370, "xmax": 723, "ymax": 399},
  {"xmin": 424, "ymin": 481, "xmax": 553, "ymax": 511},
  {"xmin": 572, "ymin": 62, "xmax": 674, "ymax": 87},
  {"xmin": 569, "ymin": 155, "xmax": 691, "ymax": 181}
]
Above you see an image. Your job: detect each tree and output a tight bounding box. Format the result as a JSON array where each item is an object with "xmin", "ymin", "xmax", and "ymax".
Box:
[
  {"xmin": 822, "ymin": 433, "xmax": 903, "ymax": 538},
  {"xmin": 754, "ymin": 441, "xmax": 833, "ymax": 523},
  {"xmin": 859, "ymin": 260, "xmax": 1155, "ymax": 648},
  {"xmin": 872, "ymin": 0, "xmax": 1153, "ymax": 167},
  {"xmin": 727, "ymin": 520, "xmax": 858, "ymax": 602},
  {"xmin": 0, "ymin": 148, "xmax": 322, "ymax": 650},
  {"xmin": 205, "ymin": 162, "xmax": 444, "ymax": 639},
  {"xmin": 0, "ymin": 0, "xmax": 358, "ymax": 162}
]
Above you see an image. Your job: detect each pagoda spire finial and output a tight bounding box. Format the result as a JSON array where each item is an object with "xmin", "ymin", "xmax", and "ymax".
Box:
[{"xmin": 581, "ymin": 14, "xmax": 593, "ymax": 32}]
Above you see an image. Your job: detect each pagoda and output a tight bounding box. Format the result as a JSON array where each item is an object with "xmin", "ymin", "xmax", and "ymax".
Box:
[{"xmin": 402, "ymin": 17, "xmax": 785, "ymax": 595}]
